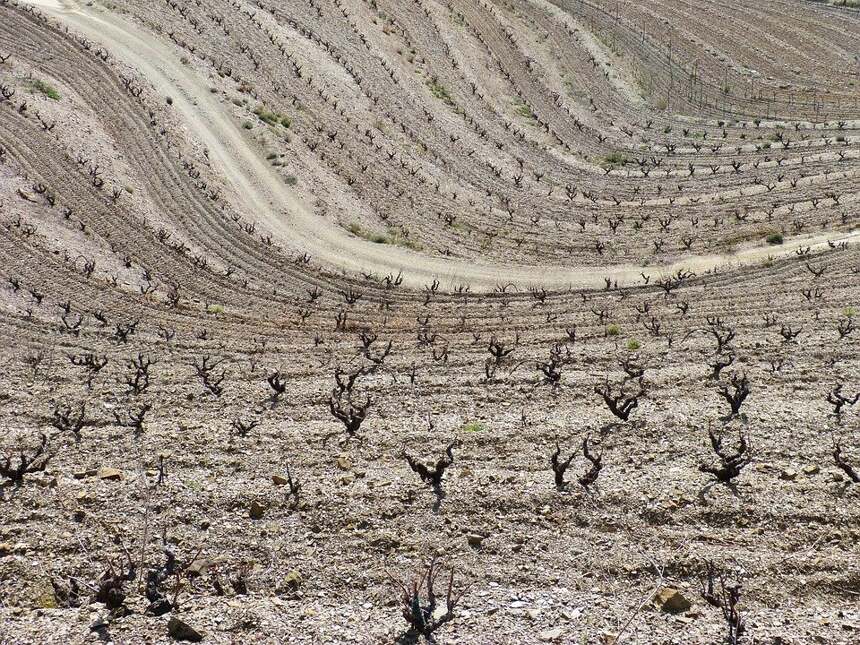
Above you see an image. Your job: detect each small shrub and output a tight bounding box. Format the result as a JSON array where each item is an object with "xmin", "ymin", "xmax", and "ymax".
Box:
[
  {"xmin": 513, "ymin": 99, "xmax": 535, "ymax": 120},
  {"xmin": 385, "ymin": 228, "xmax": 422, "ymax": 251},
  {"xmin": 427, "ymin": 78, "xmax": 454, "ymax": 106},
  {"xmin": 31, "ymin": 79, "xmax": 60, "ymax": 100},
  {"xmin": 626, "ymin": 338, "xmax": 641, "ymax": 351},
  {"xmin": 766, "ymin": 232, "xmax": 784, "ymax": 245},
  {"xmin": 253, "ymin": 105, "xmax": 292, "ymax": 128},
  {"xmin": 602, "ymin": 152, "xmax": 629, "ymax": 166},
  {"xmin": 253, "ymin": 106, "xmax": 278, "ymax": 125},
  {"xmin": 346, "ymin": 222, "xmax": 421, "ymax": 250},
  {"xmin": 607, "ymin": 324, "xmax": 620, "ymax": 336},
  {"xmin": 462, "ymin": 421, "xmax": 485, "ymax": 433}
]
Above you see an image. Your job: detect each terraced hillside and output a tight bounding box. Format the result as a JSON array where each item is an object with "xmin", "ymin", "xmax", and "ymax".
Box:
[{"xmin": 0, "ymin": 0, "xmax": 858, "ymax": 643}]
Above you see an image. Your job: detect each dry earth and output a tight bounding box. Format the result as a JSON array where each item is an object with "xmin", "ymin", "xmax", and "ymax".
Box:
[{"xmin": 0, "ymin": 0, "xmax": 859, "ymax": 644}]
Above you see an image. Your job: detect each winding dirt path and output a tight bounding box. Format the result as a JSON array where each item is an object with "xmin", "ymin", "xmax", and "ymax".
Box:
[{"xmin": 24, "ymin": 0, "xmax": 859, "ymax": 291}]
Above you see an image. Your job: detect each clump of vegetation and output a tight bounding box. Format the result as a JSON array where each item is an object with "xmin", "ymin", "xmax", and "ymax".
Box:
[
  {"xmin": 348, "ymin": 222, "xmax": 383, "ymax": 242},
  {"xmin": 30, "ymin": 79, "xmax": 60, "ymax": 100},
  {"xmin": 253, "ymin": 105, "xmax": 292, "ymax": 128},
  {"xmin": 462, "ymin": 421, "xmax": 485, "ymax": 433},
  {"xmin": 602, "ymin": 152, "xmax": 630, "ymax": 167},
  {"xmin": 626, "ymin": 338, "xmax": 641, "ymax": 351},
  {"xmin": 346, "ymin": 222, "xmax": 422, "ymax": 250},
  {"xmin": 513, "ymin": 99, "xmax": 535, "ymax": 120},
  {"xmin": 766, "ymin": 232, "xmax": 784, "ymax": 245},
  {"xmin": 426, "ymin": 77, "xmax": 454, "ymax": 106},
  {"xmin": 386, "ymin": 228, "xmax": 422, "ymax": 251}
]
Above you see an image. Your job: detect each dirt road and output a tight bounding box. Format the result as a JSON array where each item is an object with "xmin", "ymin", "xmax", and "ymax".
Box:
[{"xmin": 25, "ymin": 0, "xmax": 859, "ymax": 291}]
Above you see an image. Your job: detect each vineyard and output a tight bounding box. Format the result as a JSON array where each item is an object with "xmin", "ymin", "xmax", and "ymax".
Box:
[{"xmin": 0, "ymin": 0, "xmax": 858, "ymax": 643}]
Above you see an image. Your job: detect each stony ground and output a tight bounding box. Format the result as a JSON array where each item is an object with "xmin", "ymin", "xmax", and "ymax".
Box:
[{"xmin": 0, "ymin": 0, "xmax": 859, "ymax": 643}]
